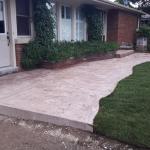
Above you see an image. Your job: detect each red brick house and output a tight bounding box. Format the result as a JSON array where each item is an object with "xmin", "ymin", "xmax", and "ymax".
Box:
[{"xmin": 0, "ymin": 0, "xmax": 144, "ymax": 74}]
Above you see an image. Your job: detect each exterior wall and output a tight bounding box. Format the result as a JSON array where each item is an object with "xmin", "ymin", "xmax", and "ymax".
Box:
[
  {"xmin": 15, "ymin": 44, "xmax": 25, "ymax": 69},
  {"xmin": 118, "ymin": 11, "xmax": 138, "ymax": 45},
  {"xmin": 107, "ymin": 10, "xmax": 119, "ymax": 43},
  {"xmin": 3, "ymin": 0, "xmax": 140, "ymax": 72},
  {"xmin": 107, "ymin": 9, "xmax": 139, "ymax": 46}
]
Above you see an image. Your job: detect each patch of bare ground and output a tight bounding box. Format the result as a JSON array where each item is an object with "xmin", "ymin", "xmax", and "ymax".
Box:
[{"xmin": 0, "ymin": 115, "xmax": 147, "ymax": 150}]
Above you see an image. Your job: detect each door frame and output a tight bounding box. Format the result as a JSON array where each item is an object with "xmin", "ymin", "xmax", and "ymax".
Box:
[
  {"xmin": 0, "ymin": 0, "xmax": 12, "ymax": 68},
  {"xmin": 0, "ymin": 0, "xmax": 17, "ymax": 70}
]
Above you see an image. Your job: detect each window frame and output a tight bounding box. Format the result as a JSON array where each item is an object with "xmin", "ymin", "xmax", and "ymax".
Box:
[
  {"xmin": 16, "ymin": 0, "xmax": 32, "ymax": 37},
  {"xmin": 0, "ymin": 0, "xmax": 7, "ymax": 35}
]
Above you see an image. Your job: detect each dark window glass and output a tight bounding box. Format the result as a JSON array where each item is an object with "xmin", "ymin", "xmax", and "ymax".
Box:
[
  {"xmin": 16, "ymin": 0, "xmax": 31, "ymax": 36},
  {"xmin": 61, "ymin": 6, "xmax": 71, "ymax": 19},
  {"xmin": 0, "ymin": 21, "xmax": 4, "ymax": 33},
  {"xmin": 16, "ymin": 0, "xmax": 29, "ymax": 16},
  {"xmin": 17, "ymin": 17, "xmax": 30, "ymax": 35},
  {"xmin": 0, "ymin": 1, "xmax": 5, "ymax": 33},
  {"xmin": 61, "ymin": 6, "xmax": 64, "ymax": 18},
  {"xmin": 76, "ymin": 8, "xmax": 84, "ymax": 20},
  {"xmin": 66, "ymin": 7, "xmax": 71, "ymax": 19}
]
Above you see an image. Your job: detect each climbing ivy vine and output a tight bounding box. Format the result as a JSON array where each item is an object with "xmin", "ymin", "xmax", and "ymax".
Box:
[
  {"xmin": 82, "ymin": 5, "xmax": 104, "ymax": 41},
  {"xmin": 22, "ymin": 0, "xmax": 55, "ymax": 69},
  {"xmin": 33, "ymin": 0, "xmax": 55, "ymax": 47}
]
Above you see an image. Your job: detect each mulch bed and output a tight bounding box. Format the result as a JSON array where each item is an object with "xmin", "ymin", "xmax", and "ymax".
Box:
[{"xmin": 42, "ymin": 52, "xmax": 115, "ymax": 69}]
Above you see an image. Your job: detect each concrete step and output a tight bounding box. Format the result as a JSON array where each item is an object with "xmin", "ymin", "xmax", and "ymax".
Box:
[
  {"xmin": 0, "ymin": 67, "xmax": 18, "ymax": 76},
  {"xmin": 115, "ymin": 50, "xmax": 135, "ymax": 58}
]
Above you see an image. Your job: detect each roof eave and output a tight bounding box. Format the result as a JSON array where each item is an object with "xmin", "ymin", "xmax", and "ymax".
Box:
[{"xmin": 93, "ymin": 0, "xmax": 145, "ymax": 15}]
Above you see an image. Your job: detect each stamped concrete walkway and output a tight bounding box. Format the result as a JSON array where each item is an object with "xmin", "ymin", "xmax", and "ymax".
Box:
[{"xmin": 0, "ymin": 53, "xmax": 150, "ymax": 131}]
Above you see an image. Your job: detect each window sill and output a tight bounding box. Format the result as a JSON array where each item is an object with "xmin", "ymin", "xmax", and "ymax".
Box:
[{"xmin": 15, "ymin": 36, "xmax": 33, "ymax": 44}]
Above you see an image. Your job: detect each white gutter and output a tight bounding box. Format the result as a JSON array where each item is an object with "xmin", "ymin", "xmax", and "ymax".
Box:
[{"xmin": 93, "ymin": 0, "xmax": 145, "ymax": 15}]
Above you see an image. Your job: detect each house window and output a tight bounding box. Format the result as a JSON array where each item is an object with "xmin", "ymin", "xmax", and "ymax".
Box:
[
  {"xmin": 61, "ymin": 5, "xmax": 72, "ymax": 41},
  {"xmin": 61, "ymin": 6, "xmax": 71, "ymax": 19},
  {"xmin": 0, "ymin": 1, "xmax": 5, "ymax": 33},
  {"xmin": 16, "ymin": 0, "xmax": 31, "ymax": 36},
  {"xmin": 76, "ymin": 8, "xmax": 85, "ymax": 41}
]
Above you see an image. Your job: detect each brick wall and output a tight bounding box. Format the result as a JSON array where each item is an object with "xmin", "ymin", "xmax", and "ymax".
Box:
[
  {"xmin": 15, "ymin": 44, "xmax": 26, "ymax": 70},
  {"xmin": 107, "ymin": 10, "xmax": 138, "ymax": 46},
  {"xmin": 107, "ymin": 10, "xmax": 119, "ymax": 43}
]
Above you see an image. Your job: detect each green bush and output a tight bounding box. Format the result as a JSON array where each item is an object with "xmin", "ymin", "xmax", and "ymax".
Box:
[
  {"xmin": 33, "ymin": 0, "xmax": 55, "ymax": 47},
  {"xmin": 22, "ymin": 41, "xmax": 118, "ymax": 69},
  {"xmin": 47, "ymin": 41, "xmax": 118, "ymax": 63},
  {"xmin": 21, "ymin": 40, "xmax": 47, "ymax": 69},
  {"xmin": 137, "ymin": 26, "xmax": 150, "ymax": 51},
  {"xmin": 148, "ymin": 39, "xmax": 150, "ymax": 51},
  {"xmin": 137, "ymin": 26, "xmax": 150, "ymax": 38}
]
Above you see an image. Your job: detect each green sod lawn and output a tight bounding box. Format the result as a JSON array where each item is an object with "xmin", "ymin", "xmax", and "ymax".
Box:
[{"xmin": 94, "ymin": 62, "xmax": 150, "ymax": 148}]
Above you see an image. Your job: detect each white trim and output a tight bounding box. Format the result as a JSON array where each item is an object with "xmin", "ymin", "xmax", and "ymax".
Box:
[
  {"xmin": 76, "ymin": 7, "xmax": 87, "ymax": 41},
  {"xmin": 17, "ymin": 35, "xmax": 32, "ymax": 38},
  {"xmin": 15, "ymin": 36, "xmax": 32, "ymax": 44},
  {"xmin": 56, "ymin": 2, "xmax": 61, "ymax": 41},
  {"xmin": 72, "ymin": 6, "xmax": 76, "ymax": 41},
  {"xmin": 103, "ymin": 12, "xmax": 107, "ymax": 41},
  {"xmin": 84, "ymin": 20, "xmax": 87, "ymax": 41},
  {"xmin": 137, "ymin": 17, "xmax": 140, "ymax": 29},
  {"xmin": 8, "ymin": 0, "xmax": 17, "ymax": 68}
]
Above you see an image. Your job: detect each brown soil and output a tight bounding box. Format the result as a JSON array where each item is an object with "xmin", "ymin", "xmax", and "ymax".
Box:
[{"xmin": 0, "ymin": 115, "xmax": 147, "ymax": 150}]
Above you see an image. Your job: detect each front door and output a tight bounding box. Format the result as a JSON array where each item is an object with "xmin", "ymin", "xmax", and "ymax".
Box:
[{"xmin": 0, "ymin": 0, "xmax": 11, "ymax": 68}]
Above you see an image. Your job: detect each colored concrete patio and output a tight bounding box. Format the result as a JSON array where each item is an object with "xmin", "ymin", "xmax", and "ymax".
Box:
[{"xmin": 0, "ymin": 53, "xmax": 150, "ymax": 131}]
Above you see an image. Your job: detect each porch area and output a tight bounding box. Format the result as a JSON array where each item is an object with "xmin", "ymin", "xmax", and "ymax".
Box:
[
  {"xmin": 0, "ymin": 53, "xmax": 150, "ymax": 131},
  {"xmin": 0, "ymin": 0, "xmax": 143, "ymax": 73}
]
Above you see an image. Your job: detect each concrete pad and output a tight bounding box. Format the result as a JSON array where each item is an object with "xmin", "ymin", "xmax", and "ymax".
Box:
[
  {"xmin": 116, "ymin": 50, "xmax": 134, "ymax": 58},
  {"xmin": 0, "ymin": 67, "xmax": 18, "ymax": 76},
  {"xmin": 0, "ymin": 53, "xmax": 150, "ymax": 131}
]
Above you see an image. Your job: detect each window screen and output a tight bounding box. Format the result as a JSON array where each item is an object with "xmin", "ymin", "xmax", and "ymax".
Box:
[{"xmin": 16, "ymin": 0, "xmax": 31, "ymax": 36}]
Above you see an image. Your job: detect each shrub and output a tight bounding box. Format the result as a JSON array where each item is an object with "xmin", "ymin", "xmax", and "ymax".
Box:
[
  {"xmin": 137, "ymin": 26, "xmax": 150, "ymax": 38},
  {"xmin": 148, "ymin": 39, "xmax": 150, "ymax": 51},
  {"xmin": 47, "ymin": 41, "xmax": 118, "ymax": 63},
  {"xmin": 137, "ymin": 26, "xmax": 150, "ymax": 51},
  {"xmin": 33, "ymin": 0, "xmax": 55, "ymax": 47},
  {"xmin": 21, "ymin": 40, "xmax": 47, "ymax": 69},
  {"xmin": 22, "ymin": 0, "xmax": 55, "ymax": 69}
]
